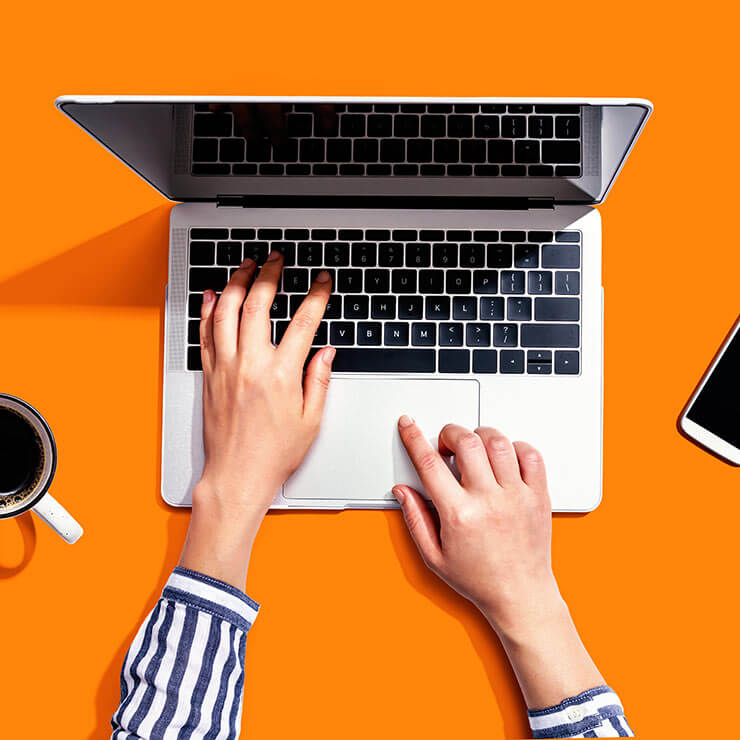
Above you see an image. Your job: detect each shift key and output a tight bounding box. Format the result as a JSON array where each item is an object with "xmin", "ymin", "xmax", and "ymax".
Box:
[{"xmin": 521, "ymin": 324, "xmax": 579, "ymax": 348}]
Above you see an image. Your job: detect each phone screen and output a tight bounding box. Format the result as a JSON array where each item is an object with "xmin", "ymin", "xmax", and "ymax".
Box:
[{"xmin": 686, "ymin": 328, "xmax": 740, "ymax": 448}]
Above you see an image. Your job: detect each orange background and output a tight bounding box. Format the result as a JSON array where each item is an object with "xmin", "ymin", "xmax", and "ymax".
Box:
[{"xmin": 1, "ymin": 1, "xmax": 738, "ymax": 737}]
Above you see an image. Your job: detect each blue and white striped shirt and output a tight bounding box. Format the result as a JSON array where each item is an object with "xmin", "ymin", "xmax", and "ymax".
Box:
[{"xmin": 111, "ymin": 567, "xmax": 632, "ymax": 739}]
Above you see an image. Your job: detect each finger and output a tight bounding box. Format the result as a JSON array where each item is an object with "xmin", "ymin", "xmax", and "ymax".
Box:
[
  {"xmin": 230, "ymin": 103, "xmax": 260, "ymax": 141},
  {"xmin": 392, "ymin": 485, "xmax": 443, "ymax": 569},
  {"xmin": 276, "ymin": 270, "xmax": 332, "ymax": 366},
  {"xmin": 513, "ymin": 441, "xmax": 550, "ymax": 495},
  {"xmin": 199, "ymin": 290, "xmax": 217, "ymax": 372},
  {"xmin": 240, "ymin": 250, "xmax": 283, "ymax": 347},
  {"xmin": 256, "ymin": 103, "xmax": 286, "ymax": 145},
  {"xmin": 438, "ymin": 423, "xmax": 495, "ymax": 490},
  {"xmin": 397, "ymin": 416, "xmax": 461, "ymax": 513},
  {"xmin": 475, "ymin": 427, "xmax": 522, "ymax": 488},
  {"xmin": 303, "ymin": 346, "xmax": 335, "ymax": 424},
  {"xmin": 212, "ymin": 259, "xmax": 256, "ymax": 359}
]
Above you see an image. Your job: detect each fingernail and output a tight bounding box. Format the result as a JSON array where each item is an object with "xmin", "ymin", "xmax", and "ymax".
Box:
[
  {"xmin": 315, "ymin": 270, "xmax": 331, "ymax": 283},
  {"xmin": 203, "ymin": 290, "xmax": 214, "ymax": 304},
  {"xmin": 241, "ymin": 257, "xmax": 254, "ymax": 267},
  {"xmin": 322, "ymin": 346, "xmax": 336, "ymax": 365},
  {"xmin": 392, "ymin": 487, "xmax": 405, "ymax": 505},
  {"xmin": 398, "ymin": 414, "xmax": 414, "ymax": 428},
  {"xmin": 266, "ymin": 250, "xmax": 282, "ymax": 261}
]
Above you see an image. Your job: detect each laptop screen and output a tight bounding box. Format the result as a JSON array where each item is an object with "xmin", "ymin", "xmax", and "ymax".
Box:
[{"xmin": 57, "ymin": 98, "xmax": 650, "ymax": 205}]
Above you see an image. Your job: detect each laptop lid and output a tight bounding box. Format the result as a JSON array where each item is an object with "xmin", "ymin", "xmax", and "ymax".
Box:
[{"xmin": 56, "ymin": 96, "xmax": 651, "ymax": 206}]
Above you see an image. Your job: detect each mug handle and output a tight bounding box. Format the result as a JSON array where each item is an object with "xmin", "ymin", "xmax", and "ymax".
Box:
[{"xmin": 32, "ymin": 493, "xmax": 84, "ymax": 544}]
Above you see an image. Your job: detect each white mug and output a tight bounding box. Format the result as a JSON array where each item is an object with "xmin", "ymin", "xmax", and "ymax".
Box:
[{"xmin": 0, "ymin": 393, "xmax": 83, "ymax": 544}]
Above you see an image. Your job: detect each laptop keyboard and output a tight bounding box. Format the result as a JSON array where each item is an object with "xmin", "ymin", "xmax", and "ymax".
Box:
[
  {"xmin": 191, "ymin": 103, "xmax": 582, "ymax": 178},
  {"xmin": 185, "ymin": 228, "xmax": 581, "ymax": 375}
]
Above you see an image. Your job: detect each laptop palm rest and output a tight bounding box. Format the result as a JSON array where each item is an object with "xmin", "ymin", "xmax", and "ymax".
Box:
[{"xmin": 284, "ymin": 377, "xmax": 480, "ymax": 501}]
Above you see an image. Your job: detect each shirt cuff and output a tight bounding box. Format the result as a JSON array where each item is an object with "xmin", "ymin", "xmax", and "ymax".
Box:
[
  {"xmin": 527, "ymin": 685, "xmax": 632, "ymax": 738},
  {"xmin": 161, "ymin": 566, "xmax": 260, "ymax": 633}
]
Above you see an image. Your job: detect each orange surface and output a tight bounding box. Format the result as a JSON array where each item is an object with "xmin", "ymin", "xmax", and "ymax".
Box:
[{"xmin": 1, "ymin": 2, "xmax": 738, "ymax": 737}]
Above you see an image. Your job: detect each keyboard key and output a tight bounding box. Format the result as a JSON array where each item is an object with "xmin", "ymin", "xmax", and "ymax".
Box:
[
  {"xmin": 270, "ymin": 241, "xmax": 295, "ymax": 266},
  {"xmin": 354, "ymin": 139, "xmax": 379, "ymax": 162},
  {"xmin": 487, "ymin": 244, "xmax": 512, "ymax": 267},
  {"xmin": 384, "ymin": 322, "xmax": 409, "ymax": 346},
  {"xmin": 243, "ymin": 242, "xmax": 269, "ymax": 265},
  {"xmin": 352, "ymin": 242, "xmax": 377, "ymax": 267},
  {"xmin": 472, "ymin": 270, "xmax": 498, "ymax": 294},
  {"xmin": 345, "ymin": 296, "xmax": 369, "ymax": 319},
  {"xmin": 310, "ymin": 268, "xmax": 336, "ymax": 285},
  {"xmin": 446, "ymin": 271, "xmax": 472, "ymax": 294},
  {"xmin": 339, "ymin": 164, "xmax": 365, "ymax": 175},
  {"xmin": 326, "ymin": 139, "xmax": 352, "ymax": 162},
  {"xmin": 515, "ymin": 140, "xmax": 540, "ymax": 163},
  {"xmin": 426, "ymin": 297, "xmax": 450, "ymax": 320},
  {"xmin": 452, "ymin": 296, "xmax": 476, "ymax": 320},
  {"xmin": 534, "ymin": 297, "xmax": 580, "ymax": 321},
  {"xmin": 405, "ymin": 243, "xmax": 431, "ymax": 267},
  {"xmin": 460, "ymin": 243, "xmax": 485, "ymax": 267},
  {"xmin": 542, "ymin": 245, "xmax": 580, "ymax": 268},
  {"xmin": 434, "ymin": 140, "xmax": 459, "ymax": 163},
  {"xmin": 501, "ymin": 115, "xmax": 526, "ymax": 138},
  {"xmin": 338, "ymin": 229, "xmax": 364, "ymax": 240},
  {"xmin": 527, "ymin": 360, "xmax": 552, "ymax": 374},
  {"xmin": 312, "ymin": 322, "xmax": 329, "ymax": 346},
  {"xmin": 283, "ymin": 229, "xmax": 308, "ymax": 240},
  {"xmin": 394, "ymin": 164, "xmax": 418, "ymax": 175},
  {"xmin": 439, "ymin": 322, "xmax": 464, "ymax": 346},
  {"xmin": 379, "ymin": 242, "xmax": 404, "ymax": 267},
  {"xmin": 528, "ymin": 231, "xmax": 553, "ymax": 242},
  {"xmin": 300, "ymin": 139, "xmax": 325, "ymax": 162},
  {"xmin": 341, "ymin": 115, "xmax": 365, "ymax": 137},
  {"xmin": 493, "ymin": 323, "xmax": 518, "ymax": 347},
  {"xmin": 521, "ymin": 324, "xmax": 580, "ymax": 348},
  {"xmin": 474, "ymin": 115, "xmax": 500, "ymax": 138},
  {"xmin": 189, "ymin": 267, "xmax": 228, "ymax": 292},
  {"xmin": 407, "ymin": 139, "xmax": 432, "ymax": 163},
  {"xmin": 392, "ymin": 270, "xmax": 417, "ymax": 293},
  {"xmin": 439, "ymin": 349, "xmax": 470, "ymax": 373},
  {"xmin": 380, "ymin": 139, "xmax": 405, "ymax": 162},
  {"xmin": 395, "ymin": 115, "xmax": 419, "ymax": 137},
  {"xmin": 338, "ymin": 269, "xmax": 363, "ymax": 293},
  {"xmin": 555, "ymin": 231, "xmax": 580, "ymax": 242},
  {"xmin": 475, "ymin": 164, "xmax": 500, "ymax": 176},
  {"xmin": 398, "ymin": 295, "xmax": 423, "ymax": 319},
  {"xmin": 270, "ymin": 294, "xmax": 288, "ymax": 318},
  {"xmin": 555, "ymin": 116, "xmax": 580, "ymax": 139},
  {"xmin": 330, "ymin": 322, "xmax": 355, "ymax": 345},
  {"xmin": 193, "ymin": 139, "xmax": 218, "ymax": 162},
  {"xmin": 528, "ymin": 271, "xmax": 553, "ymax": 294},
  {"xmin": 500, "ymin": 350, "xmax": 525, "ymax": 374},
  {"xmin": 192, "ymin": 163, "xmax": 230, "ymax": 175},
  {"xmin": 447, "ymin": 230, "xmax": 471, "ymax": 241},
  {"xmin": 528, "ymin": 116, "xmax": 553, "ymax": 138},
  {"xmin": 480, "ymin": 296, "xmax": 505, "ymax": 321},
  {"xmin": 325, "ymin": 242, "xmax": 350, "ymax": 266},
  {"xmin": 535, "ymin": 105, "xmax": 580, "ymax": 114},
  {"xmin": 419, "ymin": 270, "xmax": 444, "ymax": 294},
  {"xmin": 514, "ymin": 244, "xmax": 539, "ymax": 268},
  {"xmin": 555, "ymin": 165, "xmax": 581, "ymax": 177},
  {"xmin": 542, "ymin": 141, "xmax": 580, "ymax": 164},
  {"xmin": 367, "ymin": 164, "xmax": 391, "ymax": 176},
  {"xmin": 529, "ymin": 165, "xmax": 553, "ymax": 176},
  {"xmin": 357, "ymin": 322, "xmax": 382, "ymax": 346},
  {"xmin": 365, "ymin": 269, "xmax": 390, "ymax": 293},
  {"xmin": 332, "ymin": 348, "xmax": 435, "ymax": 373},
  {"xmin": 502, "ymin": 165, "xmax": 526, "ymax": 176},
  {"xmin": 188, "ymin": 293, "xmax": 204, "ymax": 318},
  {"xmin": 187, "ymin": 346, "xmax": 203, "ymax": 371},
  {"xmin": 508, "ymin": 104, "xmax": 533, "ymax": 113},
  {"xmin": 297, "ymin": 242, "xmax": 323, "ymax": 266},
  {"xmin": 528, "ymin": 350, "xmax": 552, "ymax": 363},
  {"xmin": 488, "ymin": 140, "xmax": 514, "ymax": 162},
  {"xmin": 466, "ymin": 323, "xmax": 491, "ymax": 347},
  {"xmin": 502, "ymin": 231, "xmax": 525, "ymax": 241},
  {"xmin": 555, "ymin": 350, "xmax": 580, "ymax": 374},
  {"xmin": 274, "ymin": 320, "xmax": 291, "ymax": 343},
  {"xmin": 283, "ymin": 268, "xmax": 310, "ymax": 293},
  {"xmin": 192, "ymin": 228, "xmax": 228, "ymax": 240},
  {"xmin": 501, "ymin": 270, "xmax": 525, "ymax": 294},
  {"xmin": 258, "ymin": 228, "xmax": 282, "ymax": 240},
  {"xmin": 507, "ymin": 297, "xmax": 532, "ymax": 321},
  {"xmin": 286, "ymin": 113, "xmax": 313, "ymax": 136},
  {"xmin": 190, "ymin": 241, "xmax": 215, "ymax": 265},
  {"xmin": 367, "ymin": 114, "xmax": 392, "ymax": 137},
  {"xmin": 447, "ymin": 115, "xmax": 472, "ymax": 137},
  {"xmin": 323, "ymin": 295, "xmax": 342, "ymax": 319},
  {"xmin": 231, "ymin": 228, "xmax": 256, "ymax": 239},
  {"xmin": 412, "ymin": 323, "xmax": 436, "ymax": 346},
  {"xmin": 220, "ymin": 138, "xmax": 245, "ymax": 162},
  {"xmin": 433, "ymin": 243, "xmax": 458, "ymax": 267},
  {"xmin": 421, "ymin": 115, "xmax": 446, "ymax": 137},
  {"xmin": 555, "ymin": 271, "xmax": 580, "ymax": 294},
  {"xmin": 393, "ymin": 229, "xmax": 418, "ymax": 241},
  {"xmin": 472, "ymin": 350, "xmax": 497, "ymax": 373},
  {"xmin": 420, "ymin": 165, "xmax": 445, "ymax": 175},
  {"xmin": 187, "ymin": 319, "xmax": 200, "ymax": 345},
  {"xmin": 285, "ymin": 164, "xmax": 311, "ymax": 175},
  {"xmin": 193, "ymin": 114, "xmax": 231, "ymax": 137},
  {"xmin": 420, "ymin": 230, "xmax": 445, "ymax": 241},
  {"xmin": 310, "ymin": 229, "xmax": 336, "ymax": 240}
]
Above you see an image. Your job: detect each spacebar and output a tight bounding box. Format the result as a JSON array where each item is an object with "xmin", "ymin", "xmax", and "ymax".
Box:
[{"xmin": 333, "ymin": 348, "xmax": 436, "ymax": 372}]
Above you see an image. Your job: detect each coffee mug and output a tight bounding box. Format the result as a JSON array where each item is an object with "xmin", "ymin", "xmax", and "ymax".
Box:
[{"xmin": 0, "ymin": 393, "xmax": 83, "ymax": 544}]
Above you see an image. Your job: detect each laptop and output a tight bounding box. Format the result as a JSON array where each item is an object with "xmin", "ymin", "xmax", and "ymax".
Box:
[{"xmin": 56, "ymin": 96, "xmax": 651, "ymax": 512}]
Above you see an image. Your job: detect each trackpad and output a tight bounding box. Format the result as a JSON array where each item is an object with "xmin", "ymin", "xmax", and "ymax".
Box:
[{"xmin": 284, "ymin": 378, "xmax": 480, "ymax": 501}]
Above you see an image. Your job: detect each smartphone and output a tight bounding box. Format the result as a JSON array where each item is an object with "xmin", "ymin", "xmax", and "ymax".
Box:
[{"xmin": 679, "ymin": 317, "xmax": 740, "ymax": 465}]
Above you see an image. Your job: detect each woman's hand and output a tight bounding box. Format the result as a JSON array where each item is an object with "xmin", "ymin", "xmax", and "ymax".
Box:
[
  {"xmin": 393, "ymin": 418, "xmax": 604, "ymax": 708},
  {"xmin": 180, "ymin": 251, "xmax": 335, "ymax": 587}
]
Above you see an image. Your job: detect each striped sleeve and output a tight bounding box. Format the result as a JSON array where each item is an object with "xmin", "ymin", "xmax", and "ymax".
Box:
[
  {"xmin": 527, "ymin": 685, "xmax": 633, "ymax": 738},
  {"xmin": 111, "ymin": 566, "xmax": 259, "ymax": 740}
]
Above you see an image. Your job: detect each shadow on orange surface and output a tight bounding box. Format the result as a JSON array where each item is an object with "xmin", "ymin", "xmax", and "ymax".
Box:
[
  {"xmin": 0, "ymin": 206, "xmax": 170, "ymax": 306},
  {"xmin": 0, "ymin": 513, "xmax": 37, "ymax": 578}
]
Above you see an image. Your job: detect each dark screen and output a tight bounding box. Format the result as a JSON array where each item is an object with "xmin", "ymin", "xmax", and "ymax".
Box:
[{"xmin": 687, "ymin": 327, "xmax": 740, "ymax": 448}]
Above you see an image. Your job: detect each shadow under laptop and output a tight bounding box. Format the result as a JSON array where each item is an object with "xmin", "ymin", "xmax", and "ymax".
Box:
[{"xmin": 0, "ymin": 206, "xmax": 171, "ymax": 306}]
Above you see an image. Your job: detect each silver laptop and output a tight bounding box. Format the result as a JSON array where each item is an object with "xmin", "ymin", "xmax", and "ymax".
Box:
[{"xmin": 56, "ymin": 96, "xmax": 651, "ymax": 512}]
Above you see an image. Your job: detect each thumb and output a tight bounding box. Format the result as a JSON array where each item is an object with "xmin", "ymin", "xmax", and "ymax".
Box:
[
  {"xmin": 303, "ymin": 346, "xmax": 335, "ymax": 422},
  {"xmin": 392, "ymin": 485, "xmax": 443, "ymax": 570}
]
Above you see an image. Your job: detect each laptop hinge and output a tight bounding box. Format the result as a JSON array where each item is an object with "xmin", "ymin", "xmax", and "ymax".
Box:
[{"xmin": 215, "ymin": 195, "xmax": 555, "ymax": 210}]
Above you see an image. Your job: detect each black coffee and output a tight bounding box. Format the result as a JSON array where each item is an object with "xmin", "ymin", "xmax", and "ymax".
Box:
[{"xmin": 0, "ymin": 406, "xmax": 45, "ymax": 510}]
